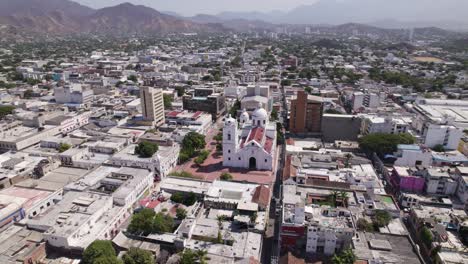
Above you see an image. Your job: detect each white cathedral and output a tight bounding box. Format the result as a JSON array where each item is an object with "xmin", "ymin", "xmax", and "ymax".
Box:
[{"xmin": 222, "ymin": 105, "xmax": 277, "ymax": 171}]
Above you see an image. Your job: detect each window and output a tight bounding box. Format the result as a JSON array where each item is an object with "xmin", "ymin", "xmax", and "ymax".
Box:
[
  {"xmin": 265, "ymin": 159, "xmax": 268, "ymax": 163},
  {"xmin": 238, "ymin": 157, "xmax": 241, "ymax": 160},
  {"xmin": 228, "ymin": 150, "xmax": 231, "ymax": 153},
  {"xmin": 228, "ymin": 157, "xmax": 231, "ymax": 161},
  {"xmin": 228, "ymin": 134, "xmax": 231, "ymax": 141}
]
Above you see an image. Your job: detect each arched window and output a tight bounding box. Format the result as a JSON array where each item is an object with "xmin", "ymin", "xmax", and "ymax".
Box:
[{"xmin": 228, "ymin": 134, "xmax": 231, "ymax": 140}]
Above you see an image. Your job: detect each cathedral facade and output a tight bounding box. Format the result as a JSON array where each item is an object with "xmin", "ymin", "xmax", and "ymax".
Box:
[{"xmin": 222, "ymin": 106, "xmax": 277, "ymax": 171}]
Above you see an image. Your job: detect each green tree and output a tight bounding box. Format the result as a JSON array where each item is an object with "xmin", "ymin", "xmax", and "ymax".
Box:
[
  {"xmin": 373, "ymin": 210, "xmax": 392, "ymax": 228},
  {"xmin": 82, "ymin": 240, "xmax": 117, "ymax": 264},
  {"xmin": 229, "ymin": 99, "xmax": 241, "ymax": 117},
  {"xmin": 163, "ymin": 94, "xmax": 173, "ymax": 109},
  {"xmin": 432, "ymin": 144, "xmax": 445, "ymax": 152},
  {"xmin": 23, "ymin": 89, "xmax": 34, "ymax": 99},
  {"xmin": 358, "ymin": 133, "xmax": 415, "ymax": 157},
  {"xmin": 58, "ymin": 143, "xmax": 72, "ymax": 153},
  {"xmin": 152, "ymin": 213, "xmax": 174, "ymax": 234},
  {"xmin": 220, "ymin": 172, "xmax": 233, "ymax": 181},
  {"xmin": 304, "ymin": 86, "xmax": 312, "ymax": 94},
  {"xmin": 0, "ymin": 105, "xmax": 15, "ymax": 119},
  {"xmin": 280, "ymin": 79, "xmax": 291, "ymax": 86},
  {"xmin": 134, "ymin": 141, "xmax": 159, "ymax": 158},
  {"xmin": 176, "ymin": 208, "xmax": 187, "ymax": 220},
  {"xmin": 93, "ymin": 256, "xmax": 122, "ymax": 264},
  {"xmin": 421, "ymin": 226, "xmax": 434, "ymax": 248},
  {"xmin": 179, "ymin": 249, "xmax": 197, "ymax": 264},
  {"xmin": 332, "ymin": 248, "xmax": 356, "ymax": 264},
  {"xmin": 271, "ymin": 108, "xmax": 278, "ymax": 121},
  {"xmin": 128, "ymin": 75, "xmax": 138, "ymax": 82},
  {"xmin": 122, "ymin": 248, "xmax": 154, "ymax": 264},
  {"xmin": 127, "ymin": 208, "xmax": 156, "ymax": 235},
  {"xmin": 357, "ymin": 218, "xmax": 374, "ymax": 232},
  {"xmin": 170, "ymin": 192, "xmax": 197, "ymax": 206},
  {"xmin": 194, "ymin": 150, "xmax": 210, "ymax": 165},
  {"xmin": 175, "ymin": 86, "xmax": 186, "ymax": 97}
]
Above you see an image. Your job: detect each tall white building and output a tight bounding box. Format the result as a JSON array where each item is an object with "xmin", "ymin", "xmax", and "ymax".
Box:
[
  {"xmin": 54, "ymin": 83, "xmax": 93, "ymax": 105},
  {"xmin": 222, "ymin": 106, "xmax": 276, "ymax": 171},
  {"xmin": 140, "ymin": 87, "xmax": 165, "ymax": 127},
  {"xmin": 361, "ymin": 115, "xmax": 409, "ymax": 135},
  {"xmin": 352, "ymin": 92, "xmax": 380, "ymax": 111},
  {"xmin": 306, "ymin": 207, "xmax": 354, "ymax": 256}
]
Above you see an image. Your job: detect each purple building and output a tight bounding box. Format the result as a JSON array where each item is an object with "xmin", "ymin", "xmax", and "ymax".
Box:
[{"xmin": 391, "ymin": 166, "xmax": 425, "ymax": 193}]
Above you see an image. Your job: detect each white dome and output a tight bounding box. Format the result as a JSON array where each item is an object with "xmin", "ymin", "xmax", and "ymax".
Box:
[
  {"xmin": 240, "ymin": 109, "xmax": 250, "ymax": 123},
  {"xmin": 252, "ymin": 107, "xmax": 268, "ymax": 120}
]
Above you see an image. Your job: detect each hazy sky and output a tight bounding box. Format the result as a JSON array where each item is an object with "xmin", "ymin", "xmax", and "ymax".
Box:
[{"xmin": 75, "ymin": 0, "xmax": 319, "ymax": 15}]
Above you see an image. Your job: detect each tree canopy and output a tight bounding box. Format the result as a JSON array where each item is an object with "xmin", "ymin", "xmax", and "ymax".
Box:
[
  {"xmin": 127, "ymin": 209, "xmax": 174, "ymax": 235},
  {"xmin": 170, "ymin": 192, "xmax": 197, "ymax": 206},
  {"xmin": 135, "ymin": 141, "xmax": 159, "ymax": 158},
  {"xmin": 163, "ymin": 94, "xmax": 173, "ymax": 109},
  {"xmin": 358, "ymin": 133, "xmax": 415, "ymax": 157},
  {"xmin": 179, "ymin": 132, "xmax": 206, "ymax": 163},
  {"xmin": 332, "ymin": 248, "xmax": 356, "ymax": 264},
  {"xmin": 0, "ymin": 105, "xmax": 15, "ymax": 119},
  {"xmin": 82, "ymin": 240, "xmax": 120, "ymax": 264},
  {"xmin": 122, "ymin": 248, "xmax": 154, "ymax": 264},
  {"xmin": 373, "ymin": 210, "xmax": 392, "ymax": 228}
]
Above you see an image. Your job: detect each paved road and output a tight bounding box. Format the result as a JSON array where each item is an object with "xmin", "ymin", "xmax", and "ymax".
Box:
[{"xmin": 261, "ymin": 103, "xmax": 286, "ymax": 264}]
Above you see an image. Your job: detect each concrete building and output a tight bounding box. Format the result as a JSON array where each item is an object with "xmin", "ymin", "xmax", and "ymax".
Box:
[
  {"xmin": 140, "ymin": 86, "xmax": 165, "ymax": 127},
  {"xmin": 394, "ymin": 144, "xmax": 432, "ymax": 167},
  {"xmin": 183, "ymin": 88, "xmax": 226, "ymax": 121},
  {"xmin": 108, "ymin": 143, "xmax": 179, "ymax": 178},
  {"xmin": 241, "ymin": 85, "xmax": 271, "ymax": 112},
  {"xmin": 361, "ymin": 115, "xmax": 409, "ymax": 135},
  {"xmin": 289, "ymin": 91, "xmax": 324, "ymax": 136},
  {"xmin": 425, "ymin": 169, "xmax": 458, "ymax": 196},
  {"xmin": 454, "ymin": 167, "xmax": 468, "ymax": 209},
  {"xmin": 306, "ymin": 207, "xmax": 354, "ymax": 256},
  {"xmin": 352, "ymin": 92, "xmax": 380, "ymax": 111},
  {"xmin": 321, "ymin": 114, "xmax": 362, "ymax": 142},
  {"xmin": 54, "ymin": 83, "xmax": 94, "ymax": 106}
]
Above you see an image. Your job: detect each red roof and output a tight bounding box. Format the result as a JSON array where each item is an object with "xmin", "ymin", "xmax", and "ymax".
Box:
[
  {"xmin": 252, "ymin": 185, "xmax": 270, "ymax": 208},
  {"xmin": 264, "ymin": 137, "xmax": 274, "ymax": 153},
  {"xmin": 139, "ymin": 198, "xmax": 160, "ymax": 209},
  {"xmin": 167, "ymin": 111, "xmax": 181, "ymax": 118},
  {"xmin": 192, "ymin": 111, "xmax": 203, "ymax": 119},
  {"xmin": 247, "ymin": 127, "xmax": 265, "ymax": 144}
]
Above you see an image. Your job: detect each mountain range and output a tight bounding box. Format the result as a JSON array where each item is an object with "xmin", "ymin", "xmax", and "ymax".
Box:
[
  {"xmin": 0, "ymin": 0, "xmax": 222, "ymax": 35},
  {"xmin": 0, "ymin": 0, "xmax": 467, "ymax": 38}
]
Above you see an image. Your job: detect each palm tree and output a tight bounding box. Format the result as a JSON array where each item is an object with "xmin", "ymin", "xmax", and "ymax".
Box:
[
  {"xmin": 329, "ymin": 191, "xmax": 339, "ymax": 207},
  {"xmin": 339, "ymin": 191, "xmax": 349, "ymax": 207},
  {"xmin": 344, "ymin": 153, "xmax": 352, "ymax": 168},
  {"xmin": 195, "ymin": 249, "xmax": 209, "ymax": 264}
]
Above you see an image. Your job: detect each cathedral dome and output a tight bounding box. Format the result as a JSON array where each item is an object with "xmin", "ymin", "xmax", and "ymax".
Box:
[
  {"xmin": 252, "ymin": 105, "xmax": 268, "ymax": 127},
  {"xmin": 240, "ymin": 109, "xmax": 250, "ymax": 124},
  {"xmin": 252, "ymin": 107, "xmax": 268, "ymax": 121}
]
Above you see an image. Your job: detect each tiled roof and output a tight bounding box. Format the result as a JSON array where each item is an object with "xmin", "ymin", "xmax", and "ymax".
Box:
[{"xmin": 252, "ymin": 185, "xmax": 270, "ymax": 208}]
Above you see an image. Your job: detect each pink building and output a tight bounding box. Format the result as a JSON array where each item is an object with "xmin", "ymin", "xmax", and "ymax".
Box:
[{"xmin": 391, "ymin": 166, "xmax": 425, "ymax": 193}]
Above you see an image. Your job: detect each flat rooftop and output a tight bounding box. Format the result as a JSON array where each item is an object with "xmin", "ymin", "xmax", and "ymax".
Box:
[{"xmin": 354, "ymin": 232, "xmax": 422, "ymax": 264}]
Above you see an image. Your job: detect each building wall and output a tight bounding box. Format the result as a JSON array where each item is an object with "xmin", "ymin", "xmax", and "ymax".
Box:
[
  {"xmin": 394, "ymin": 149, "xmax": 433, "ymax": 167},
  {"xmin": 289, "ymin": 91, "xmax": 323, "ymax": 135},
  {"xmin": 321, "ymin": 115, "xmax": 362, "ymax": 142},
  {"xmin": 140, "ymin": 87, "xmax": 165, "ymax": 126}
]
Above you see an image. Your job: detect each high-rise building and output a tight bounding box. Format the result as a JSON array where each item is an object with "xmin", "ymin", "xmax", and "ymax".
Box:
[
  {"xmin": 289, "ymin": 91, "xmax": 324, "ymax": 135},
  {"xmin": 140, "ymin": 87, "xmax": 165, "ymax": 127}
]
